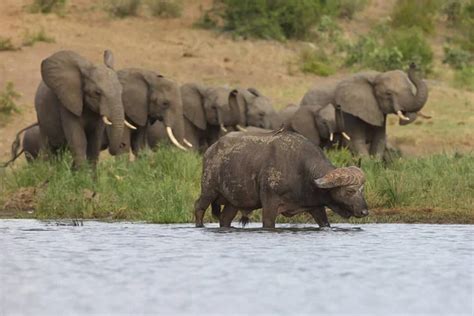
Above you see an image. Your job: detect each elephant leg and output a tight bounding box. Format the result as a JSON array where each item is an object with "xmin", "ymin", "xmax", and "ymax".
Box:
[
  {"xmin": 60, "ymin": 107, "xmax": 87, "ymax": 169},
  {"xmin": 219, "ymin": 205, "xmax": 239, "ymax": 228},
  {"xmin": 369, "ymin": 125, "xmax": 386, "ymax": 159},
  {"xmin": 85, "ymin": 122, "xmax": 105, "ymax": 169},
  {"xmin": 308, "ymin": 207, "xmax": 330, "ymax": 228}
]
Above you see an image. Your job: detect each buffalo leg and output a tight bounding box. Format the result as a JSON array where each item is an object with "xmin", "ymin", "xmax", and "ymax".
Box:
[
  {"xmin": 308, "ymin": 207, "xmax": 330, "ymax": 228},
  {"xmin": 194, "ymin": 192, "xmax": 217, "ymax": 227},
  {"xmin": 219, "ymin": 205, "xmax": 238, "ymax": 228}
]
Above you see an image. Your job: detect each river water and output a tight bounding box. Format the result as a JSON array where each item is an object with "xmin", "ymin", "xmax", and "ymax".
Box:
[{"xmin": 0, "ymin": 220, "xmax": 472, "ymax": 315}]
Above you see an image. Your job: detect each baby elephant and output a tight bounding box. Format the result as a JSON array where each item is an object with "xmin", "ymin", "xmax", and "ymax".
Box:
[{"xmin": 194, "ymin": 130, "xmax": 369, "ymax": 228}]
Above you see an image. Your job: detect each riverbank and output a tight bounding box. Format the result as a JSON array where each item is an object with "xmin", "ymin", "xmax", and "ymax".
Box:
[{"xmin": 1, "ymin": 147, "xmax": 472, "ymax": 224}]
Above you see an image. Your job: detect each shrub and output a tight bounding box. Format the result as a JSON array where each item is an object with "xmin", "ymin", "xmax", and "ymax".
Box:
[
  {"xmin": 299, "ymin": 48, "xmax": 336, "ymax": 76},
  {"xmin": 324, "ymin": 0, "xmax": 368, "ymax": 19},
  {"xmin": 0, "ymin": 82, "xmax": 21, "ymax": 121},
  {"xmin": 390, "ymin": 0, "xmax": 442, "ymax": 34},
  {"xmin": 454, "ymin": 66, "xmax": 474, "ymax": 91},
  {"xmin": 29, "ymin": 0, "xmax": 67, "ymax": 14},
  {"xmin": 22, "ymin": 28, "xmax": 55, "ymax": 47},
  {"xmin": 345, "ymin": 25, "xmax": 433, "ymax": 72},
  {"xmin": 148, "ymin": 0, "xmax": 182, "ymax": 18},
  {"xmin": 443, "ymin": 46, "xmax": 473, "ymax": 69},
  {"xmin": 0, "ymin": 37, "xmax": 16, "ymax": 51},
  {"xmin": 104, "ymin": 0, "xmax": 141, "ymax": 18}
]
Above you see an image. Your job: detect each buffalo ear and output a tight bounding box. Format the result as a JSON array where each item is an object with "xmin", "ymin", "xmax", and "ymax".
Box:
[
  {"xmin": 335, "ymin": 74, "xmax": 384, "ymax": 127},
  {"xmin": 103, "ymin": 50, "xmax": 115, "ymax": 69},
  {"xmin": 182, "ymin": 83, "xmax": 207, "ymax": 130},
  {"xmin": 41, "ymin": 50, "xmax": 86, "ymax": 117},
  {"xmin": 117, "ymin": 69, "xmax": 149, "ymax": 127},
  {"xmin": 314, "ymin": 177, "xmax": 334, "ymax": 189},
  {"xmin": 290, "ymin": 106, "xmax": 321, "ymax": 146}
]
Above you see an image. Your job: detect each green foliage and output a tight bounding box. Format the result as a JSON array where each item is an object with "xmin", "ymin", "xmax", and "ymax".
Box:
[
  {"xmin": 1, "ymin": 147, "xmax": 473, "ymax": 224},
  {"xmin": 0, "ymin": 82, "xmax": 21, "ymax": 118},
  {"xmin": 148, "ymin": 0, "xmax": 182, "ymax": 18},
  {"xmin": 104, "ymin": 0, "xmax": 141, "ymax": 18},
  {"xmin": 391, "ymin": 0, "xmax": 442, "ymax": 34},
  {"xmin": 445, "ymin": 0, "xmax": 474, "ymax": 53},
  {"xmin": 346, "ymin": 25, "xmax": 433, "ymax": 72},
  {"xmin": 0, "ymin": 37, "xmax": 16, "ymax": 51},
  {"xmin": 454, "ymin": 66, "xmax": 474, "ymax": 91},
  {"xmin": 22, "ymin": 28, "xmax": 55, "ymax": 47},
  {"xmin": 198, "ymin": 0, "xmax": 368, "ymax": 40},
  {"xmin": 443, "ymin": 45, "xmax": 473, "ymax": 69},
  {"xmin": 29, "ymin": 0, "xmax": 67, "ymax": 14},
  {"xmin": 299, "ymin": 48, "xmax": 336, "ymax": 76}
]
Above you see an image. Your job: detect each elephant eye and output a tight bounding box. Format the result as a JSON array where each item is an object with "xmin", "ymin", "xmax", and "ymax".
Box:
[
  {"xmin": 162, "ymin": 101, "xmax": 170, "ymax": 109},
  {"xmin": 259, "ymin": 112, "xmax": 265, "ymax": 117},
  {"xmin": 94, "ymin": 90, "xmax": 102, "ymax": 97}
]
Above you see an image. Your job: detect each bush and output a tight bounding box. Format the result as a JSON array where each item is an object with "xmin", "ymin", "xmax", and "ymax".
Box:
[
  {"xmin": 346, "ymin": 25, "xmax": 433, "ymax": 72},
  {"xmin": 197, "ymin": 0, "xmax": 367, "ymax": 41},
  {"xmin": 299, "ymin": 48, "xmax": 336, "ymax": 76},
  {"xmin": 0, "ymin": 37, "xmax": 16, "ymax": 51},
  {"xmin": 29, "ymin": 0, "xmax": 67, "ymax": 14},
  {"xmin": 390, "ymin": 0, "xmax": 442, "ymax": 34},
  {"xmin": 0, "ymin": 82, "xmax": 21, "ymax": 122},
  {"xmin": 104, "ymin": 0, "xmax": 141, "ymax": 18},
  {"xmin": 443, "ymin": 46, "xmax": 473, "ymax": 69},
  {"xmin": 148, "ymin": 0, "xmax": 182, "ymax": 18},
  {"xmin": 454, "ymin": 66, "xmax": 474, "ymax": 91},
  {"xmin": 22, "ymin": 28, "xmax": 55, "ymax": 47}
]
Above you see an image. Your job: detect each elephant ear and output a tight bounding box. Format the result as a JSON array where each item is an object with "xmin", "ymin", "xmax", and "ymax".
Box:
[
  {"xmin": 230, "ymin": 89, "xmax": 248, "ymax": 125},
  {"xmin": 182, "ymin": 83, "xmax": 207, "ymax": 130},
  {"xmin": 335, "ymin": 75, "xmax": 385, "ymax": 127},
  {"xmin": 290, "ymin": 106, "xmax": 321, "ymax": 146},
  {"xmin": 103, "ymin": 50, "xmax": 115, "ymax": 69},
  {"xmin": 117, "ymin": 69, "xmax": 149, "ymax": 127},
  {"xmin": 41, "ymin": 50, "xmax": 86, "ymax": 117}
]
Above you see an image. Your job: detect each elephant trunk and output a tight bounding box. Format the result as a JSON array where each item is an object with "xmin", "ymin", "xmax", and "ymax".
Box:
[
  {"xmin": 407, "ymin": 64, "xmax": 428, "ymax": 112},
  {"xmin": 105, "ymin": 106, "xmax": 125, "ymax": 156}
]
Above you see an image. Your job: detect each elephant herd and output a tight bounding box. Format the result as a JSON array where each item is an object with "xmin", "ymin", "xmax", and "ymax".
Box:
[{"xmin": 6, "ymin": 50, "xmax": 429, "ymax": 168}]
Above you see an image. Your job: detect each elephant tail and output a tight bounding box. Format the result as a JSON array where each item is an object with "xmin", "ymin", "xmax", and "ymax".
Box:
[
  {"xmin": 1, "ymin": 123, "xmax": 38, "ymax": 168},
  {"xmin": 211, "ymin": 202, "xmax": 221, "ymax": 219}
]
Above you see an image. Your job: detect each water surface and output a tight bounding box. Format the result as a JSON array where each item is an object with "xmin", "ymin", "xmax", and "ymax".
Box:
[{"xmin": 0, "ymin": 220, "xmax": 472, "ymax": 315}]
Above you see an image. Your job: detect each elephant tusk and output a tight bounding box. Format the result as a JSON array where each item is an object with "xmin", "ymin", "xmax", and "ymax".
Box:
[
  {"xmin": 417, "ymin": 111, "xmax": 432, "ymax": 119},
  {"xmin": 397, "ymin": 111, "xmax": 410, "ymax": 121},
  {"xmin": 124, "ymin": 120, "xmax": 137, "ymax": 130},
  {"xmin": 342, "ymin": 132, "xmax": 351, "ymax": 141},
  {"xmin": 166, "ymin": 126, "xmax": 187, "ymax": 151},
  {"xmin": 183, "ymin": 138, "xmax": 193, "ymax": 148},
  {"xmin": 102, "ymin": 116, "xmax": 113, "ymax": 126},
  {"xmin": 220, "ymin": 124, "xmax": 228, "ymax": 133},
  {"xmin": 236, "ymin": 124, "xmax": 247, "ymax": 132},
  {"xmin": 329, "ymin": 133, "xmax": 334, "ymax": 141}
]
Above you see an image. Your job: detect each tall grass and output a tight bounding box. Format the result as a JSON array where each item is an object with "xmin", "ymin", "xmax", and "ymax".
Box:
[{"xmin": 1, "ymin": 147, "xmax": 473, "ymax": 224}]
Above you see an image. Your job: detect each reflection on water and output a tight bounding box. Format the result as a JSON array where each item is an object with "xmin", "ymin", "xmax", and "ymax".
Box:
[{"xmin": 0, "ymin": 220, "xmax": 472, "ymax": 315}]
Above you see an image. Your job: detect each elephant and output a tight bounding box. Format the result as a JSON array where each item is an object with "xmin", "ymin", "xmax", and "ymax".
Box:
[
  {"xmin": 147, "ymin": 83, "xmax": 240, "ymax": 153},
  {"xmin": 279, "ymin": 103, "xmax": 350, "ymax": 148},
  {"xmin": 2, "ymin": 123, "xmax": 40, "ymax": 167},
  {"xmin": 34, "ymin": 50, "xmax": 133, "ymax": 169},
  {"xmin": 102, "ymin": 68, "xmax": 187, "ymax": 156},
  {"xmin": 300, "ymin": 64, "xmax": 429, "ymax": 158},
  {"xmin": 194, "ymin": 130, "xmax": 369, "ymax": 228},
  {"xmin": 229, "ymin": 88, "xmax": 282, "ymax": 131}
]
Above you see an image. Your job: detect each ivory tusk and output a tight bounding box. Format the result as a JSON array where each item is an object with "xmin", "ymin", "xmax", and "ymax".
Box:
[
  {"xmin": 397, "ymin": 110, "xmax": 410, "ymax": 121},
  {"xmin": 102, "ymin": 116, "xmax": 112, "ymax": 126},
  {"xmin": 236, "ymin": 124, "xmax": 247, "ymax": 132},
  {"xmin": 417, "ymin": 111, "xmax": 432, "ymax": 119},
  {"xmin": 220, "ymin": 124, "xmax": 228, "ymax": 133},
  {"xmin": 124, "ymin": 120, "xmax": 137, "ymax": 130},
  {"xmin": 183, "ymin": 138, "xmax": 193, "ymax": 148},
  {"xmin": 329, "ymin": 133, "xmax": 334, "ymax": 141},
  {"xmin": 342, "ymin": 132, "xmax": 351, "ymax": 140},
  {"xmin": 166, "ymin": 126, "xmax": 187, "ymax": 151}
]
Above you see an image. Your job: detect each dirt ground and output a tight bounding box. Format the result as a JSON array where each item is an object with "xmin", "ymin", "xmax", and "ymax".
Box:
[{"xmin": 1, "ymin": 0, "xmax": 473, "ymax": 162}]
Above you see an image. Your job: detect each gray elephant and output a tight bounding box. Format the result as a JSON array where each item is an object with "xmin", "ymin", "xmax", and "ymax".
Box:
[
  {"xmin": 147, "ymin": 83, "xmax": 240, "ymax": 153},
  {"xmin": 34, "ymin": 50, "xmax": 133, "ymax": 169},
  {"xmin": 2, "ymin": 123, "xmax": 40, "ymax": 167},
  {"xmin": 300, "ymin": 64, "xmax": 429, "ymax": 158},
  {"xmin": 229, "ymin": 88, "xmax": 282, "ymax": 131},
  {"xmin": 194, "ymin": 130, "xmax": 369, "ymax": 228},
  {"xmin": 102, "ymin": 68, "xmax": 187, "ymax": 156},
  {"xmin": 279, "ymin": 103, "xmax": 350, "ymax": 148}
]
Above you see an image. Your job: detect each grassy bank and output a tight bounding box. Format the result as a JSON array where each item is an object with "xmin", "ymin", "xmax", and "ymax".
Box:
[{"xmin": 0, "ymin": 147, "xmax": 473, "ymax": 224}]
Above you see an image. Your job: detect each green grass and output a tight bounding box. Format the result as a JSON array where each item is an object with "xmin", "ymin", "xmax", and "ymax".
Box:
[
  {"xmin": 147, "ymin": 0, "xmax": 182, "ymax": 18},
  {"xmin": 22, "ymin": 28, "xmax": 55, "ymax": 47},
  {"xmin": 0, "ymin": 82, "xmax": 22, "ymax": 125},
  {"xmin": 28, "ymin": 0, "xmax": 67, "ymax": 14},
  {"xmin": 104, "ymin": 0, "xmax": 141, "ymax": 18},
  {"xmin": 0, "ymin": 37, "xmax": 16, "ymax": 51},
  {"xmin": 1, "ymin": 147, "xmax": 473, "ymax": 224}
]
